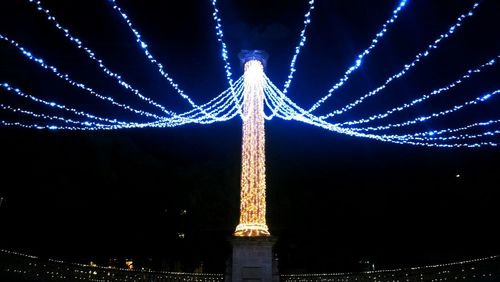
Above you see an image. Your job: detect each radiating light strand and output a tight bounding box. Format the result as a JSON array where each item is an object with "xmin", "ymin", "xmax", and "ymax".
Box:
[
  {"xmin": 209, "ymin": 0, "xmax": 242, "ymax": 117},
  {"xmin": 1, "ymin": 82, "xmax": 126, "ymax": 125},
  {"xmin": 307, "ymin": 0, "xmax": 409, "ymax": 113},
  {"xmin": 338, "ymin": 55, "xmax": 499, "ymax": 126},
  {"xmin": 264, "ymin": 77, "xmax": 500, "ymax": 148},
  {"xmin": 281, "ymin": 0, "xmax": 315, "ymax": 96},
  {"xmin": 27, "ymin": 0, "xmax": 182, "ymax": 117},
  {"xmin": 0, "ymin": 33, "xmax": 166, "ymax": 120},
  {"xmin": 0, "ymin": 78, "xmax": 245, "ymax": 130},
  {"xmin": 346, "ymin": 89, "xmax": 500, "ymax": 132},
  {"xmin": 383, "ymin": 130, "xmax": 500, "ymax": 142},
  {"xmin": 315, "ymin": 2, "xmax": 480, "ymax": 119},
  {"xmin": 109, "ymin": 0, "xmax": 205, "ymax": 112}
]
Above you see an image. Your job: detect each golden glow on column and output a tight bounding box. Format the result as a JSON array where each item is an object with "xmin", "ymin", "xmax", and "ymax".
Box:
[{"xmin": 234, "ymin": 60, "xmax": 270, "ymax": 237}]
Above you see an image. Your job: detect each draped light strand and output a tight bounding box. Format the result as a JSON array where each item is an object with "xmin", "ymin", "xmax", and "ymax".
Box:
[
  {"xmin": 263, "ymin": 77, "xmax": 500, "ymax": 148},
  {"xmin": 0, "ymin": 102, "xmax": 112, "ymax": 128},
  {"xmin": 0, "ymin": 30, "xmax": 246, "ymax": 125},
  {"xmin": 1, "ymin": 82, "xmax": 126, "ymax": 125},
  {"xmin": 170, "ymin": 77, "xmax": 244, "ymax": 123},
  {"xmin": 0, "ymin": 85, "xmax": 242, "ymax": 130},
  {"xmin": 26, "ymin": 0, "xmax": 181, "ymax": 117},
  {"xmin": 2, "ymin": 1, "xmax": 497, "ymax": 149},
  {"xmin": 209, "ymin": 0, "xmax": 242, "ymax": 117},
  {"xmin": 0, "ymin": 33, "xmax": 166, "ymax": 120},
  {"xmin": 0, "ymin": 78, "xmax": 245, "ymax": 130},
  {"xmin": 315, "ymin": 2, "xmax": 481, "ymax": 119},
  {"xmin": 383, "ymin": 130, "xmax": 500, "ymax": 142},
  {"xmin": 281, "ymin": 0, "xmax": 315, "ymax": 96},
  {"xmin": 306, "ymin": 0, "xmax": 409, "ymax": 113},
  {"xmin": 390, "ymin": 119, "xmax": 500, "ymax": 139},
  {"xmin": 346, "ymin": 89, "xmax": 500, "ymax": 132},
  {"xmin": 338, "ymin": 55, "xmax": 498, "ymax": 126},
  {"xmin": 109, "ymin": 0, "xmax": 220, "ymax": 117}
]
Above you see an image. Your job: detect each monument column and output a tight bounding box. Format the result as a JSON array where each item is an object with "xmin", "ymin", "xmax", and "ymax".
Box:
[
  {"xmin": 229, "ymin": 50, "xmax": 278, "ymax": 282},
  {"xmin": 234, "ymin": 50, "xmax": 270, "ymax": 237}
]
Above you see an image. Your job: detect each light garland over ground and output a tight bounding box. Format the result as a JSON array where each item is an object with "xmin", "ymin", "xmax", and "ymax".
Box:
[{"xmin": 1, "ymin": 248, "xmax": 499, "ymax": 281}]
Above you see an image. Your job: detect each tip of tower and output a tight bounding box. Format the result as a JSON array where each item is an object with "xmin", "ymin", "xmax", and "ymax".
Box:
[{"xmin": 238, "ymin": 50, "xmax": 269, "ymax": 68}]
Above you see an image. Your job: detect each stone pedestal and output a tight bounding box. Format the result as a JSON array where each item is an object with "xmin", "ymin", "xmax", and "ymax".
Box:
[{"xmin": 227, "ymin": 236, "xmax": 278, "ymax": 282}]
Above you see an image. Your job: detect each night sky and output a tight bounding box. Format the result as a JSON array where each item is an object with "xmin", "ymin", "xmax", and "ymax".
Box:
[{"xmin": 0, "ymin": 0, "xmax": 499, "ymax": 274}]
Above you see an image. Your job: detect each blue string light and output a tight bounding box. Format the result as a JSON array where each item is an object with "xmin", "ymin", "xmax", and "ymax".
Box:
[
  {"xmin": 0, "ymin": 89, "xmax": 244, "ymax": 131},
  {"xmin": 263, "ymin": 77, "xmax": 500, "ymax": 148},
  {"xmin": 0, "ymin": 33, "xmax": 166, "ymax": 120},
  {"xmin": 209, "ymin": 0, "xmax": 242, "ymax": 116},
  {"xmin": 306, "ymin": 0, "xmax": 409, "ymax": 113},
  {"xmin": 311, "ymin": 2, "xmax": 480, "ymax": 118},
  {"xmin": 109, "ymin": 0, "xmax": 206, "ymax": 112},
  {"xmin": 346, "ymin": 89, "xmax": 500, "ymax": 132},
  {"xmin": 2, "ymin": 1, "xmax": 498, "ymax": 148},
  {"xmin": 0, "ymin": 102, "xmax": 112, "ymax": 128},
  {"xmin": 1, "ymin": 82, "xmax": 124, "ymax": 125},
  {"xmin": 383, "ymin": 130, "xmax": 500, "ymax": 143},
  {"xmin": 0, "ymin": 29, "xmax": 248, "ymax": 125},
  {"xmin": 281, "ymin": 0, "xmax": 315, "ymax": 96},
  {"xmin": 338, "ymin": 55, "xmax": 499, "ymax": 126},
  {"xmin": 384, "ymin": 119, "xmax": 500, "ymax": 139},
  {"xmin": 26, "ymin": 0, "xmax": 181, "ymax": 117},
  {"xmin": 0, "ymin": 77, "xmax": 245, "ymax": 130}
]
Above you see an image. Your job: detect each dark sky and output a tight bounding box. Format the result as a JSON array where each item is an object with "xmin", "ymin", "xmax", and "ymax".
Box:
[{"xmin": 0, "ymin": 0, "xmax": 499, "ymax": 274}]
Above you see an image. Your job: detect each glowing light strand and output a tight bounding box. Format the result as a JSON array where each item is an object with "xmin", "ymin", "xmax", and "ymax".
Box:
[
  {"xmin": 383, "ymin": 130, "xmax": 500, "ymax": 142},
  {"xmin": 0, "ymin": 31, "xmax": 244, "ymax": 126},
  {"xmin": 0, "ymin": 78, "xmax": 245, "ymax": 130},
  {"xmin": 264, "ymin": 82, "xmax": 295, "ymax": 120},
  {"xmin": 265, "ymin": 75, "xmax": 317, "ymax": 120},
  {"xmin": 0, "ymin": 103, "xmax": 111, "ymax": 128},
  {"xmin": 307, "ymin": 0, "xmax": 409, "ymax": 113},
  {"xmin": 109, "ymin": 0, "xmax": 203, "ymax": 111},
  {"xmin": 338, "ymin": 55, "xmax": 499, "ymax": 126},
  {"xmin": 392, "ymin": 119, "xmax": 500, "ymax": 139},
  {"xmin": 346, "ymin": 89, "xmax": 500, "ymax": 132},
  {"xmin": 2, "ymin": 1, "xmax": 496, "ymax": 148},
  {"xmin": 27, "ymin": 0, "xmax": 179, "ymax": 117},
  {"xmin": 175, "ymin": 78, "xmax": 245, "ymax": 124},
  {"xmin": 151, "ymin": 76, "xmax": 244, "ymax": 124},
  {"xmin": 0, "ymin": 89, "xmax": 241, "ymax": 130},
  {"xmin": 1, "ymin": 82, "xmax": 125, "ymax": 125},
  {"xmin": 0, "ymin": 33, "xmax": 166, "ymax": 120},
  {"xmin": 209, "ymin": 0, "xmax": 241, "ymax": 116},
  {"xmin": 1, "ymin": 78, "xmax": 242, "ymax": 126},
  {"xmin": 263, "ymin": 86, "xmax": 286, "ymax": 120},
  {"xmin": 281, "ymin": 0, "xmax": 315, "ymax": 96},
  {"xmin": 263, "ymin": 78, "xmax": 500, "ymax": 148},
  {"xmin": 317, "ymin": 2, "xmax": 481, "ymax": 119}
]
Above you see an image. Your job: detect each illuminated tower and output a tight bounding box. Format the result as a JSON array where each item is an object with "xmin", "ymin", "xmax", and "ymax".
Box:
[{"xmin": 234, "ymin": 50, "xmax": 270, "ymax": 237}]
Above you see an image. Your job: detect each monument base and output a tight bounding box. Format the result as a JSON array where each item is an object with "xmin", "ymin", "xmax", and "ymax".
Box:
[{"xmin": 226, "ymin": 236, "xmax": 279, "ymax": 282}]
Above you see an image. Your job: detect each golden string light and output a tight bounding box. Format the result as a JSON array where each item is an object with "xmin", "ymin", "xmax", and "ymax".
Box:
[{"xmin": 234, "ymin": 60, "xmax": 270, "ymax": 237}]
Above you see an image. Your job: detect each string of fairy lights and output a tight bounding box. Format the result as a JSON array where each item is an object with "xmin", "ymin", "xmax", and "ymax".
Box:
[
  {"xmin": 0, "ymin": 0, "xmax": 498, "ymax": 148},
  {"xmin": 315, "ymin": 1, "xmax": 482, "ymax": 120},
  {"xmin": 27, "ymin": 0, "xmax": 180, "ymax": 118},
  {"xmin": 281, "ymin": 0, "xmax": 315, "ymax": 97},
  {"xmin": 1, "ymin": 248, "xmax": 499, "ymax": 281},
  {"xmin": 210, "ymin": 0, "xmax": 241, "ymax": 116},
  {"xmin": 0, "ymin": 249, "xmax": 225, "ymax": 282},
  {"xmin": 306, "ymin": 0, "xmax": 409, "ymax": 114}
]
